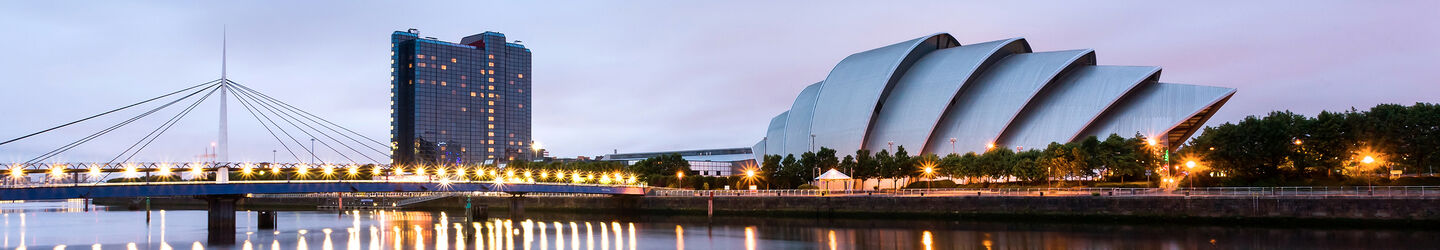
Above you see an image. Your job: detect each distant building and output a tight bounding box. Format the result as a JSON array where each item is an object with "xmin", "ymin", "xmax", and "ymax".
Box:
[
  {"xmin": 757, "ymin": 34, "xmax": 1235, "ymax": 161},
  {"xmin": 605, "ymin": 148, "xmax": 755, "ymax": 177},
  {"xmin": 391, "ymin": 29, "xmax": 533, "ymax": 165}
]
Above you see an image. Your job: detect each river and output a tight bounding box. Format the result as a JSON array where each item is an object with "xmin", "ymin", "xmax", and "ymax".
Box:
[{"xmin": 1, "ymin": 200, "xmax": 1436, "ymax": 249}]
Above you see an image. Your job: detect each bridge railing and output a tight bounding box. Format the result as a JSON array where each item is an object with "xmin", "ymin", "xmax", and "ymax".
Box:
[
  {"xmin": 0, "ymin": 179, "xmax": 647, "ymax": 189},
  {"xmin": 651, "ymin": 186, "xmax": 1440, "ymax": 198}
]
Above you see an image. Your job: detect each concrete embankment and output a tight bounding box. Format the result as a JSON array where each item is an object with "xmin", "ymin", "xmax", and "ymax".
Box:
[{"xmin": 95, "ymin": 195, "xmax": 1440, "ymax": 224}]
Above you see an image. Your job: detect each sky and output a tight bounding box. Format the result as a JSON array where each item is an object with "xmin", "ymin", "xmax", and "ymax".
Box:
[{"xmin": 0, "ymin": 1, "xmax": 1437, "ymax": 163}]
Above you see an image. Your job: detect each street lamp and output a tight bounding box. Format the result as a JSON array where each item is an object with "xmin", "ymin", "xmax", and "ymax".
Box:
[
  {"xmin": 676, "ymin": 171, "xmax": 685, "ymax": 189},
  {"xmin": 1185, "ymin": 161, "xmax": 1197, "ymax": 193},
  {"xmin": 949, "ymin": 138, "xmax": 957, "ymax": 155},
  {"xmin": 1362, "ymin": 155, "xmax": 1376, "ymax": 194}
]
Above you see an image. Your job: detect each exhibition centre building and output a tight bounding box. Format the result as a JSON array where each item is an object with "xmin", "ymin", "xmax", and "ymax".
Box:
[{"xmin": 753, "ymin": 33, "xmax": 1236, "ymax": 161}]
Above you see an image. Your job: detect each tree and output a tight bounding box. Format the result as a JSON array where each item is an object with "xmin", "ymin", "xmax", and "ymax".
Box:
[
  {"xmin": 853, "ymin": 149, "xmax": 878, "ymax": 189},
  {"xmin": 628, "ymin": 153, "xmax": 691, "ymax": 186}
]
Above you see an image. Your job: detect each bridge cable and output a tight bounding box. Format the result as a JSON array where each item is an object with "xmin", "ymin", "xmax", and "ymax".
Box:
[
  {"xmin": 227, "ymin": 82, "xmax": 310, "ymax": 163},
  {"xmin": 90, "ymin": 85, "xmax": 221, "ymax": 183},
  {"xmin": 24, "ymin": 82, "xmax": 222, "ymax": 165},
  {"xmin": 225, "ymin": 81, "xmax": 363, "ymax": 165},
  {"xmin": 227, "ymin": 80, "xmax": 385, "ymax": 162},
  {"xmin": 0, "ymin": 80, "xmax": 220, "ymax": 147},
  {"xmin": 228, "ymin": 82, "xmax": 391, "ymax": 152},
  {"xmin": 228, "ymin": 81, "xmax": 391, "ymax": 158},
  {"xmin": 113, "ymin": 85, "xmax": 222, "ymax": 165},
  {"xmin": 225, "ymin": 81, "xmax": 352, "ymax": 164}
]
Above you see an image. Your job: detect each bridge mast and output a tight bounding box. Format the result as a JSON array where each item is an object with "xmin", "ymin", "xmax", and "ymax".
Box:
[{"xmin": 217, "ymin": 27, "xmax": 230, "ymax": 182}]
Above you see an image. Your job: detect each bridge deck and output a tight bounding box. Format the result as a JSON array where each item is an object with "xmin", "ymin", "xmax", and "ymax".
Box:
[{"xmin": 0, "ymin": 180, "xmax": 646, "ymax": 200}]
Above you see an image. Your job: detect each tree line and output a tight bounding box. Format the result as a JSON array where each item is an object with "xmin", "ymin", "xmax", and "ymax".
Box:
[{"xmin": 1181, "ymin": 103, "xmax": 1440, "ymax": 185}]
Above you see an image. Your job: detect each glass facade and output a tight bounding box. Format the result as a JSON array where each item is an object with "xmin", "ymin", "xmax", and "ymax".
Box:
[{"xmin": 391, "ymin": 30, "xmax": 532, "ymax": 165}]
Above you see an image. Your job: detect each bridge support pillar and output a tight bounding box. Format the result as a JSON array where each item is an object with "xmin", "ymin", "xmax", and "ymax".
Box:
[
  {"xmin": 465, "ymin": 197, "xmax": 488, "ymax": 222},
  {"xmin": 257, "ymin": 210, "xmax": 277, "ymax": 230},
  {"xmin": 201, "ymin": 195, "xmax": 244, "ymax": 245},
  {"xmin": 508, "ymin": 193, "xmax": 525, "ymax": 218}
]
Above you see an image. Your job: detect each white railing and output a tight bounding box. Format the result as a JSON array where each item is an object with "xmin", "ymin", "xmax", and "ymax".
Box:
[
  {"xmin": 0, "ymin": 179, "xmax": 646, "ymax": 189},
  {"xmin": 652, "ymin": 186, "xmax": 1440, "ymax": 198}
]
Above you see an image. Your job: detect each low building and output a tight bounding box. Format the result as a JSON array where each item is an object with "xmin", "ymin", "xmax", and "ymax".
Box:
[{"xmin": 604, "ymin": 148, "xmax": 754, "ymax": 177}]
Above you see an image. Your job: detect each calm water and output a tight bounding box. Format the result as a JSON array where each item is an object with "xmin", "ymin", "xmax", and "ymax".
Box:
[{"xmin": 1, "ymin": 200, "xmax": 1437, "ymax": 249}]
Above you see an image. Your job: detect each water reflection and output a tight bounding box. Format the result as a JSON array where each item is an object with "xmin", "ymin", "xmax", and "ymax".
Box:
[{"xmin": 2, "ymin": 200, "xmax": 1440, "ymax": 249}]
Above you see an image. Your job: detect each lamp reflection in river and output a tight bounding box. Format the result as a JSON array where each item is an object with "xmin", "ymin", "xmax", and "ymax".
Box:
[
  {"xmin": 922, "ymin": 231, "xmax": 933, "ymax": 250},
  {"xmin": 570, "ymin": 222, "xmax": 579, "ymax": 250},
  {"xmin": 585, "ymin": 222, "xmax": 593, "ymax": 250},
  {"xmin": 554, "ymin": 222, "xmax": 565, "ymax": 249},
  {"xmin": 611, "ymin": 222, "xmax": 623, "ymax": 250},
  {"xmin": 600, "ymin": 222, "xmax": 609, "ymax": 250},
  {"xmin": 828, "ymin": 230, "xmax": 836, "ymax": 250},
  {"xmin": 745, "ymin": 226, "xmax": 756, "ymax": 250},
  {"xmin": 676, "ymin": 225, "xmax": 685, "ymax": 250},
  {"xmin": 628, "ymin": 223, "xmax": 636, "ymax": 250}
]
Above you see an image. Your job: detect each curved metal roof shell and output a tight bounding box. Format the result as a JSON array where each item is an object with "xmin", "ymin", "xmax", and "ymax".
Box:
[
  {"xmin": 924, "ymin": 49, "xmax": 1097, "ymax": 154},
  {"xmin": 764, "ymin": 111, "xmax": 789, "ymax": 156},
  {"xmin": 996, "ymin": 65, "xmax": 1161, "ymax": 151},
  {"xmin": 808, "ymin": 34, "xmax": 960, "ymax": 157},
  {"xmin": 783, "ymin": 82, "xmax": 825, "ymax": 154},
  {"xmin": 864, "ymin": 38, "xmax": 1031, "ymax": 154},
  {"xmin": 752, "ymin": 34, "xmax": 1236, "ymax": 161}
]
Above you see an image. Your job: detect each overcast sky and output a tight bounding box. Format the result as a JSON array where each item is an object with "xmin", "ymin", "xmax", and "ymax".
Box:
[{"xmin": 1, "ymin": 1, "xmax": 1437, "ymax": 163}]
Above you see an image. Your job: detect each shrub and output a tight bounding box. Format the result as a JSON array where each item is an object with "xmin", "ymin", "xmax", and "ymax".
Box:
[
  {"xmin": 904, "ymin": 180, "xmax": 958, "ymax": 189},
  {"xmin": 797, "ymin": 184, "xmax": 819, "ymax": 190}
]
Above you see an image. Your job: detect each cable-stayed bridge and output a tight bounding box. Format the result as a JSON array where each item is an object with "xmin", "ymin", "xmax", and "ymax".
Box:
[{"xmin": 0, "ymin": 76, "xmax": 643, "ymax": 244}]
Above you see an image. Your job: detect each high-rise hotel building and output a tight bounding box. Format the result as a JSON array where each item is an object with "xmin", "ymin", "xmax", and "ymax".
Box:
[{"xmin": 391, "ymin": 29, "xmax": 532, "ymax": 165}]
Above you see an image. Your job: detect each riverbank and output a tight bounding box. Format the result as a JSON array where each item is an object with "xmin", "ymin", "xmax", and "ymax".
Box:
[{"xmin": 93, "ymin": 194, "xmax": 1440, "ymax": 227}]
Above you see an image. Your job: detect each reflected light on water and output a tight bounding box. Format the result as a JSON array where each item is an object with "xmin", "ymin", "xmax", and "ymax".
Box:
[
  {"xmin": 611, "ymin": 222, "xmax": 622, "ymax": 250},
  {"xmin": 675, "ymin": 225, "xmax": 684, "ymax": 250},
  {"xmin": 922, "ymin": 231, "xmax": 933, "ymax": 250},
  {"xmin": 628, "ymin": 223, "xmax": 635, "ymax": 250},
  {"xmin": 599, "ymin": 222, "xmax": 608, "ymax": 250},
  {"xmin": 745, "ymin": 226, "xmax": 756, "ymax": 250},
  {"xmin": 538, "ymin": 220, "xmax": 548, "ymax": 250},
  {"xmin": 828, "ymin": 230, "xmax": 836, "ymax": 250},
  {"xmin": 570, "ymin": 222, "xmax": 579, "ymax": 250}
]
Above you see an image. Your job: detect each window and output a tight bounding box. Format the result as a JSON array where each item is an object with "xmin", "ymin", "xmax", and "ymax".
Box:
[
  {"xmin": 460, "ymin": 75, "xmax": 467, "ymax": 80},
  {"xmin": 460, "ymin": 107, "xmax": 467, "ymax": 112},
  {"xmin": 416, "ymin": 54, "xmax": 424, "ymax": 59},
  {"xmin": 518, "ymin": 74, "xmax": 524, "ymax": 78},
  {"xmin": 488, "ymin": 85, "xmax": 494, "ymax": 90},
  {"xmin": 487, "ymin": 116, "xmax": 494, "ymax": 121},
  {"xmin": 518, "ymin": 104, "xmax": 524, "ymax": 108},
  {"xmin": 487, "ymin": 101, "xmax": 494, "ymax": 106},
  {"xmin": 451, "ymin": 58, "xmax": 457, "ymax": 63},
  {"xmin": 488, "ymin": 62, "xmax": 494, "ymax": 67},
  {"xmin": 441, "ymin": 65, "xmax": 447, "ymax": 70},
  {"xmin": 440, "ymin": 81, "xmax": 446, "ymax": 86},
  {"xmin": 487, "ymin": 148, "xmax": 495, "ymax": 153},
  {"xmin": 470, "ymin": 92, "xmax": 476, "ymax": 97},
  {"xmin": 488, "ymin": 132, "xmax": 494, "ymax": 137},
  {"xmin": 488, "ymin": 140, "xmax": 494, "ymax": 144},
  {"xmin": 418, "ymin": 62, "xmax": 427, "ymax": 67},
  {"xmin": 488, "ymin": 54, "xmax": 494, "ymax": 59},
  {"xmin": 488, "ymin": 124, "xmax": 495, "ymax": 129},
  {"xmin": 488, "ymin": 70, "xmax": 494, "ymax": 74},
  {"xmin": 417, "ymin": 79, "xmax": 425, "ymax": 84},
  {"xmin": 488, "ymin": 109, "xmax": 494, "ymax": 113},
  {"xmin": 488, "ymin": 78, "xmax": 494, "ymax": 82}
]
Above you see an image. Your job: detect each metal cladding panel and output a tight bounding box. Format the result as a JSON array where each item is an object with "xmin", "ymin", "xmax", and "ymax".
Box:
[
  {"xmin": 764, "ymin": 111, "xmax": 789, "ymax": 156},
  {"xmin": 809, "ymin": 34, "xmax": 958, "ymax": 156},
  {"xmin": 997, "ymin": 66, "xmax": 1160, "ymax": 151},
  {"xmin": 925, "ymin": 49, "xmax": 1096, "ymax": 155},
  {"xmin": 751, "ymin": 139, "xmax": 766, "ymax": 165},
  {"xmin": 782, "ymin": 82, "xmax": 824, "ymax": 155},
  {"xmin": 1077, "ymin": 82, "xmax": 1236, "ymax": 145},
  {"xmin": 865, "ymin": 38, "xmax": 1029, "ymax": 153}
]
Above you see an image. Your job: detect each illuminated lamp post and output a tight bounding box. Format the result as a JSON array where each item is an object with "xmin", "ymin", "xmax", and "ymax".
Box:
[
  {"xmin": 1362, "ymin": 155, "xmax": 1376, "ymax": 195},
  {"xmin": 1185, "ymin": 161, "xmax": 1197, "ymax": 196},
  {"xmin": 676, "ymin": 171, "xmax": 685, "ymax": 189}
]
